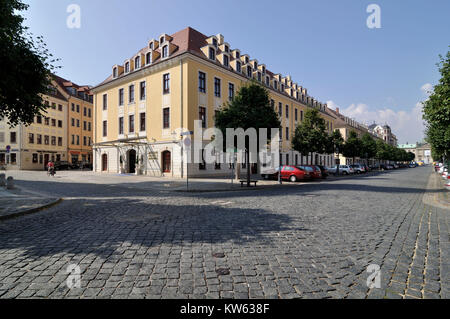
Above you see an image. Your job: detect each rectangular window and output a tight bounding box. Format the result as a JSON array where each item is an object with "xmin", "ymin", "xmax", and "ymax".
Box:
[
  {"xmin": 51, "ymin": 136, "xmax": 56, "ymax": 146},
  {"xmin": 129, "ymin": 115, "xmax": 135, "ymax": 133},
  {"xmin": 71, "ymin": 118, "xmax": 75, "ymax": 126},
  {"xmin": 103, "ymin": 94, "xmax": 107, "ymax": 110},
  {"xmin": 83, "ymin": 121, "xmax": 87, "ymax": 130},
  {"xmin": 29, "ymin": 133, "xmax": 34, "ymax": 144},
  {"xmin": 214, "ymin": 78, "xmax": 221, "ymax": 97},
  {"xmin": 140, "ymin": 81, "xmax": 146, "ymax": 100},
  {"xmin": 71, "ymin": 103, "xmax": 75, "ymax": 111},
  {"xmin": 32, "ymin": 153, "xmax": 38, "ymax": 163},
  {"xmin": 163, "ymin": 73, "xmax": 170, "ymax": 94},
  {"xmin": 103, "ymin": 121, "xmax": 107, "ymax": 137},
  {"xmin": 10, "ymin": 132, "xmax": 17, "ymax": 143},
  {"xmin": 84, "ymin": 107, "xmax": 87, "ymax": 116},
  {"xmin": 71, "ymin": 135, "xmax": 75, "ymax": 145},
  {"xmin": 58, "ymin": 120, "xmax": 62, "ymax": 128},
  {"xmin": 44, "ymin": 135, "xmax": 49, "ymax": 145},
  {"xmin": 83, "ymin": 136, "xmax": 87, "ymax": 146},
  {"xmin": 76, "ymin": 105, "xmax": 80, "ymax": 113},
  {"xmin": 199, "ymin": 72, "xmax": 206, "ymax": 93},
  {"xmin": 37, "ymin": 134, "xmax": 42, "ymax": 144},
  {"xmin": 295, "ymin": 109, "xmax": 298, "ymax": 121},
  {"xmin": 224, "ymin": 55, "xmax": 229, "ymax": 67},
  {"xmin": 58, "ymin": 104, "xmax": 63, "ymax": 111},
  {"xmin": 11, "ymin": 153, "xmax": 16, "ymax": 164},
  {"xmin": 278, "ymin": 103, "xmax": 282, "ymax": 116},
  {"xmin": 45, "ymin": 117, "xmax": 50, "ymax": 125},
  {"xmin": 88, "ymin": 122, "xmax": 91, "ymax": 131},
  {"xmin": 119, "ymin": 88, "xmax": 124, "ymax": 106},
  {"xmin": 140, "ymin": 113, "xmax": 146, "ymax": 132},
  {"xmin": 119, "ymin": 117, "xmax": 124, "ymax": 135},
  {"xmin": 36, "ymin": 115, "xmax": 42, "ymax": 124},
  {"xmin": 300, "ymin": 110, "xmax": 303, "ymax": 122},
  {"xmin": 286, "ymin": 127, "xmax": 289, "ymax": 140},
  {"xmin": 77, "ymin": 119, "xmax": 80, "ymax": 127},
  {"xmin": 88, "ymin": 109, "xmax": 91, "ymax": 118},
  {"xmin": 58, "ymin": 137, "xmax": 62, "ymax": 146},
  {"xmin": 209, "ymin": 47, "xmax": 215, "ymax": 60},
  {"xmin": 199, "ymin": 107, "xmax": 206, "ymax": 128},
  {"xmin": 129, "ymin": 84, "xmax": 135, "ymax": 103},
  {"xmin": 286, "ymin": 105, "xmax": 289, "ymax": 118},
  {"xmin": 51, "ymin": 119, "xmax": 56, "ymax": 127},
  {"xmin": 163, "ymin": 108, "xmax": 170, "ymax": 129},
  {"xmin": 236, "ymin": 61, "xmax": 241, "ymax": 73},
  {"xmin": 228, "ymin": 83, "xmax": 234, "ymax": 101},
  {"xmin": 76, "ymin": 135, "xmax": 79, "ymax": 145}
]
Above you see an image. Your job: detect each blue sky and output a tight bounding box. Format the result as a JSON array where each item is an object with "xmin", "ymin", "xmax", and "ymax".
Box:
[{"xmin": 22, "ymin": 0, "xmax": 450, "ymax": 144}]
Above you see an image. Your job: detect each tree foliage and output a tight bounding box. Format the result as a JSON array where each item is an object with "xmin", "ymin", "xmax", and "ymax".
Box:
[
  {"xmin": 291, "ymin": 108, "xmax": 329, "ymax": 164},
  {"xmin": 342, "ymin": 130, "xmax": 362, "ymax": 163},
  {"xmin": 0, "ymin": 0, "xmax": 59, "ymax": 126},
  {"xmin": 422, "ymin": 50, "xmax": 450, "ymax": 161}
]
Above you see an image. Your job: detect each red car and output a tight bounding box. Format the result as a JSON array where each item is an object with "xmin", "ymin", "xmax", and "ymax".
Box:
[
  {"xmin": 304, "ymin": 165, "xmax": 322, "ymax": 179},
  {"xmin": 261, "ymin": 165, "xmax": 310, "ymax": 182}
]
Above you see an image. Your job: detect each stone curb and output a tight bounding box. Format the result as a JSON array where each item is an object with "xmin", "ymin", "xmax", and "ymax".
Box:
[{"xmin": 0, "ymin": 198, "xmax": 63, "ymax": 221}]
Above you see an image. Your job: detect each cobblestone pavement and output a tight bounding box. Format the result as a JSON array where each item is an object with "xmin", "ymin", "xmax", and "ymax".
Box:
[{"xmin": 0, "ymin": 167, "xmax": 448, "ymax": 299}]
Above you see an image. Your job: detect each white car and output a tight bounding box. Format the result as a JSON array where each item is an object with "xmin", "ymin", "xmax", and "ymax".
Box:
[
  {"xmin": 442, "ymin": 167, "xmax": 448, "ymax": 179},
  {"xmin": 328, "ymin": 165, "xmax": 354, "ymax": 175}
]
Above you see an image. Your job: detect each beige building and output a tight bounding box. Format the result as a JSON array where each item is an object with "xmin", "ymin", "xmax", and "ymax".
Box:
[
  {"xmin": 0, "ymin": 79, "xmax": 68, "ymax": 170},
  {"xmin": 369, "ymin": 123, "xmax": 398, "ymax": 146},
  {"xmin": 92, "ymin": 27, "xmax": 337, "ymax": 177},
  {"xmin": 398, "ymin": 142, "xmax": 433, "ymax": 164}
]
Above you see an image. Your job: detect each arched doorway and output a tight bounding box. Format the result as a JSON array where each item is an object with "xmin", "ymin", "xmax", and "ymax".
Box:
[
  {"xmin": 162, "ymin": 151, "xmax": 171, "ymax": 173},
  {"xmin": 101, "ymin": 154, "xmax": 108, "ymax": 171},
  {"xmin": 128, "ymin": 149, "xmax": 136, "ymax": 173}
]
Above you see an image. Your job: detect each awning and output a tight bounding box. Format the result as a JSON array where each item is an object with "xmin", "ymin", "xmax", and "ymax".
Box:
[{"xmin": 93, "ymin": 137, "xmax": 149, "ymax": 147}]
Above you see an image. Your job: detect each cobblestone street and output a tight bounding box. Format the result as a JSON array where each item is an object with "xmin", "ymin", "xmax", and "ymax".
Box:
[{"xmin": 0, "ymin": 167, "xmax": 448, "ymax": 299}]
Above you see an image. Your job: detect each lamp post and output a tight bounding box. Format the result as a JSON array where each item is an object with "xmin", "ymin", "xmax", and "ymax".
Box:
[
  {"xmin": 336, "ymin": 146, "xmax": 340, "ymax": 176},
  {"xmin": 278, "ymin": 138, "xmax": 282, "ymax": 184}
]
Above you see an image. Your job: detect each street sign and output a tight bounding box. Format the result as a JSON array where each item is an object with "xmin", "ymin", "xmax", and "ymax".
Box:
[
  {"xmin": 6, "ymin": 145, "xmax": 10, "ymax": 153},
  {"xmin": 180, "ymin": 131, "xmax": 193, "ymax": 136},
  {"xmin": 335, "ymin": 159, "xmax": 340, "ymax": 165}
]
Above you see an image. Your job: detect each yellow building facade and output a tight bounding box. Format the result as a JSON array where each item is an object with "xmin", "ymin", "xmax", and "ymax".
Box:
[{"xmin": 92, "ymin": 27, "xmax": 337, "ymax": 177}]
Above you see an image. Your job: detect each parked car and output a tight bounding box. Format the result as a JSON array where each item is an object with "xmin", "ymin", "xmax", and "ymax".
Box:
[
  {"xmin": 446, "ymin": 175, "xmax": 450, "ymax": 191},
  {"xmin": 316, "ymin": 165, "xmax": 329, "ymax": 178},
  {"xmin": 328, "ymin": 165, "xmax": 354, "ymax": 175},
  {"xmin": 386, "ymin": 165, "xmax": 394, "ymax": 170},
  {"xmin": 304, "ymin": 165, "xmax": 322, "ymax": 179},
  {"xmin": 54, "ymin": 161, "xmax": 72, "ymax": 170},
  {"xmin": 350, "ymin": 164, "xmax": 366, "ymax": 174},
  {"xmin": 261, "ymin": 165, "xmax": 310, "ymax": 182},
  {"xmin": 79, "ymin": 161, "xmax": 93, "ymax": 170},
  {"xmin": 442, "ymin": 167, "xmax": 448, "ymax": 180}
]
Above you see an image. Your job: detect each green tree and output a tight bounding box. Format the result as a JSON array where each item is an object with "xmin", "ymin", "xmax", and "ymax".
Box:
[
  {"xmin": 215, "ymin": 81, "xmax": 280, "ymax": 186},
  {"xmin": 360, "ymin": 133, "xmax": 377, "ymax": 165},
  {"xmin": 375, "ymin": 140, "xmax": 388, "ymax": 163},
  {"xmin": 291, "ymin": 108, "xmax": 328, "ymax": 165},
  {"xmin": 422, "ymin": 50, "xmax": 450, "ymax": 164},
  {"xmin": 342, "ymin": 131, "xmax": 362, "ymax": 164},
  {"xmin": 0, "ymin": 0, "xmax": 58, "ymax": 126},
  {"xmin": 324, "ymin": 129, "xmax": 344, "ymax": 164}
]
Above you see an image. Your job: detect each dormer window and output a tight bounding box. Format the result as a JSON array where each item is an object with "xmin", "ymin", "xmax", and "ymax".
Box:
[
  {"xmin": 265, "ymin": 76, "xmax": 270, "ymax": 86},
  {"xmin": 274, "ymin": 81, "xmax": 278, "ymax": 90},
  {"xmin": 160, "ymin": 36, "xmax": 165, "ymax": 44},
  {"xmin": 113, "ymin": 67, "xmax": 118, "ymax": 78},
  {"xmin": 135, "ymin": 56, "xmax": 141, "ymax": 69},
  {"xmin": 125, "ymin": 62, "xmax": 130, "ymax": 73},
  {"xmin": 254, "ymin": 61, "xmax": 258, "ymax": 69},
  {"xmin": 223, "ymin": 55, "xmax": 229, "ymax": 67},
  {"xmin": 236, "ymin": 61, "xmax": 241, "ymax": 73},
  {"xmin": 209, "ymin": 47, "xmax": 215, "ymax": 60},
  {"xmin": 281, "ymin": 84, "xmax": 285, "ymax": 91},
  {"xmin": 149, "ymin": 42, "xmax": 153, "ymax": 50},
  {"xmin": 236, "ymin": 51, "xmax": 240, "ymax": 59},
  {"xmin": 262, "ymin": 66, "xmax": 265, "ymax": 74},
  {"xmin": 257, "ymin": 72, "xmax": 261, "ymax": 82},
  {"xmin": 224, "ymin": 45, "xmax": 229, "ymax": 53},
  {"xmin": 212, "ymin": 38, "xmax": 218, "ymax": 48},
  {"xmin": 146, "ymin": 52, "xmax": 151, "ymax": 65},
  {"xmin": 290, "ymin": 89, "xmax": 293, "ymax": 96},
  {"xmin": 162, "ymin": 45, "xmax": 168, "ymax": 58},
  {"xmin": 245, "ymin": 57, "xmax": 249, "ymax": 63},
  {"xmin": 247, "ymin": 66, "xmax": 252, "ymax": 78}
]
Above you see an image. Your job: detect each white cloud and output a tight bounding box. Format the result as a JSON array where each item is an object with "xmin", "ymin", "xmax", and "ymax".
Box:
[
  {"xmin": 421, "ymin": 83, "xmax": 433, "ymax": 97},
  {"xmin": 327, "ymin": 100, "xmax": 426, "ymax": 145}
]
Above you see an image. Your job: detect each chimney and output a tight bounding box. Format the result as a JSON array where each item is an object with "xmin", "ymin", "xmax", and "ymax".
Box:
[{"xmin": 336, "ymin": 107, "xmax": 340, "ymax": 114}]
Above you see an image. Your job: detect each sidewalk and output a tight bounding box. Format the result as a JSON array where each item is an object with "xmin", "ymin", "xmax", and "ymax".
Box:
[{"xmin": 0, "ymin": 187, "xmax": 61, "ymax": 221}]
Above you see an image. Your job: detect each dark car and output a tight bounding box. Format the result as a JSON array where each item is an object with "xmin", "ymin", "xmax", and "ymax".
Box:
[
  {"xmin": 79, "ymin": 161, "xmax": 93, "ymax": 170},
  {"xmin": 316, "ymin": 165, "xmax": 329, "ymax": 178},
  {"xmin": 304, "ymin": 165, "xmax": 322, "ymax": 179},
  {"xmin": 54, "ymin": 161, "xmax": 71, "ymax": 170}
]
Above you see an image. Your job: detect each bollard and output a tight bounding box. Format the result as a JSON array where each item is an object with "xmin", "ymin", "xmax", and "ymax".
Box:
[
  {"xmin": 6, "ymin": 176, "xmax": 14, "ymax": 189},
  {"xmin": 0, "ymin": 173, "xmax": 5, "ymax": 187}
]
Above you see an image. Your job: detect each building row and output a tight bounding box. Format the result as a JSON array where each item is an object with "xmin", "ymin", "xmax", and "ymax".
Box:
[{"xmin": 0, "ymin": 76, "xmax": 93, "ymax": 170}]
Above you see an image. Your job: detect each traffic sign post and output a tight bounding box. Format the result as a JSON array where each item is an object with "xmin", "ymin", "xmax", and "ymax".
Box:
[{"xmin": 180, "ymin": 131, "xmax": 193, "ymax": 191}]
